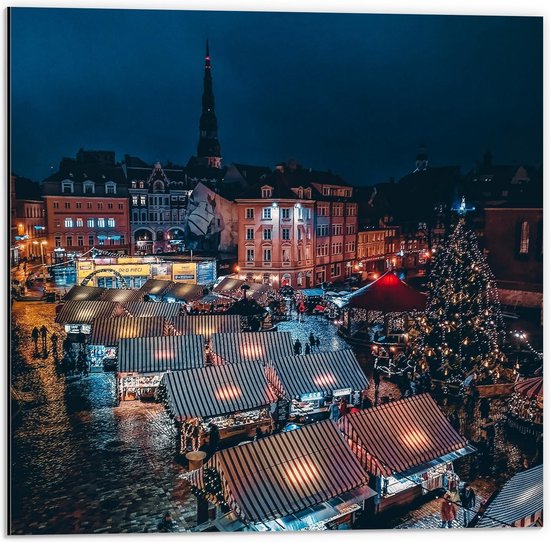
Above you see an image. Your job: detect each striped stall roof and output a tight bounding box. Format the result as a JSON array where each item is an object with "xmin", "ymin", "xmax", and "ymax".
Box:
[
  {"xmin": 90, "ymin": 316, "xmax": 167, "ymax": 346},
  {"xmin": 189, "ymin": 420, "xmax": 373, "ymax": 524},
  {"xmin": 338, "ymin": 394, "xmax": 469, "ymax": 477},
  {"xmin": 164, "ymin": 282, "xmax": 205, "ymax": 302},
  {"xmin": 138, "ymin": 279, "xmax": 175, "ymax": 296},
  {"xmin": 162, "ymin": 362, "xmax": 279, "ymax": 420},
  {"xmin": 247, "ymin": 283, "xmax": 272, "ymax": 300},
  {"xmin": 514, "ymin": 377, "xmax": 543, "ymax": 400},
  {"xmin": 213, "ymin": 277, "xmax": 244, "ymax": 296},
  {"xmin": 55, "ymin": 300, "xmax": 124, "ymax": 324},
  {"xmin": 274, "ymin": 350, "xmax": 370, "ymax": 398},
  {"xmin": 99, "ymin": 288, "xmax": 144, "ymax": 303},
  {"xmin": 123, "ymin": 301, "xmax": 182, "ymax": 319},
  {"xmin": 211, "ymin": 332, "xmax": 295, "ymax": 364},
  {"xmin": 64, "ymin": 285, "xmax": 106, "ymax": 302},
  {"xmin": 118, "ymin": 334, "xmax": 205, "ymax": 374},
  {"xmin": 476, "ymin": 464, "xmax": 543, "ymax": 528},
  {"xmin": 171, "ymin": 315, "xmax": 241, "ymax": 340}
]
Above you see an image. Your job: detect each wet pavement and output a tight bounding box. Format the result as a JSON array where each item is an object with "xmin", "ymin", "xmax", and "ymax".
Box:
[{"xmin": 10, "ymin": 300, "xmax": 541, "ymax": 533}]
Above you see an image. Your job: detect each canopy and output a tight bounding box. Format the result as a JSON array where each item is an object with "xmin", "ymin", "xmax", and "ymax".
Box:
[
  {"xmin": 187, "ymin": 420, "xmax": 373, "ymax": 524},
  {"xmin": 513, "ymin": 377, "xmax": 543, "ymax": 400},
  {"xmin": 164, "ymin": 282, "xmax": 205, "ymax": 302},
  {"xmin": 118, "ymin": 334, "xmax": 205, "ymax": 374},
  {"xmin": 273, "ymin": 350, "xmax": 370, "ymax": 399},
  {"xmin": 171, "ymin": 315, "xmax": 241, "ymax": 340},
  {"xmin": 138, "ymin": 279, "xmax": 175, "ymax": 297},
  {"xmin": 213, "ymin": 277, "xmax": 245, "ymax": 296},
  {"xmin": 90, "ymin": 316, "xmax": 167, "ymax": 347},
  {"xmin": 338, "ymin": 393, "xmax": 472, "ymax": 477},
  {"xmin": 299, "ymin": 288, "xmax": 324, "ymax": 298},
  {"xmin": 476, "ymin": 465, "xmax": 543, "ymax": 528},
  {"xmin": 162, "ymin": 362, "xmax": 279, "ymax": 420},
  {"xmin": 347, "ymin": 271, "xmax": 426, "ymax": 312},
  {"xmin": 64, "ymin": 285, "xmax": 106, "ymax": 302},
  {"xmin": 211, "ymin": 332, "xmax": 295, "ymax": 364},
  {"xmin": 99, "ymin": 288, "xmax": 143, "ymax": 303},
  {"xmin": 55, "ymin": 300, "xmax": 124, "ymax": 324},
  {"xmin": 123, "ymin": 301, "xmax": 182, "ymax": 319}
]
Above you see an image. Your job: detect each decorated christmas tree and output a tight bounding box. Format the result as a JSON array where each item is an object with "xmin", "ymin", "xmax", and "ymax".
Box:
[{"xmin": 410, "ymin": 217, "xmax": 511, "ymax": 385}]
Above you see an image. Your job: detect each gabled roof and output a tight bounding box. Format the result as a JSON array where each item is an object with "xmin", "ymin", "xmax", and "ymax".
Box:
[
  {"xmin": 90, "ymin": 316, "xmax": 167, "ymax": 347},
  {"xmin": 55, "ymin": 300, "xmax": 124, "ymax": 324},
  {"xmin": 63, "ymin": 285, "xmax": 106, "ymax": 302},
  {"xmin": 210, "ymin": 332, "xmax": 295, "ymax": 364}
]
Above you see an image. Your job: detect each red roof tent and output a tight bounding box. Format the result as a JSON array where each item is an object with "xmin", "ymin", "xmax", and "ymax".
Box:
[
  {"xmin": 348, "ymin": 270, "xmax": 427, "ymax": 312},
  {"xmin": 514, "ymin": 377, "xmax": 543, "ymax": 400}
]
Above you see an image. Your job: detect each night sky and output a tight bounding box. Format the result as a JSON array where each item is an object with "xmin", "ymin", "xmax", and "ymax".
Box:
[{"xmin": 10, "ymin": 8, "xmax": 543, "ymax": 185}]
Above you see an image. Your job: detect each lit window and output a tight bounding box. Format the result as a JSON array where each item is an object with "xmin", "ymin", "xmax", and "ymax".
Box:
[
  {"xmin": 132, "ymin": 196, "xmax": 138, "ymax": 206},
  {"xmin": 87, "ymin": 218, "xmax": 94, "ymax": 228},
  {"xmin": 76, "ymin": 218, "xmax": 83, "ymax": 227},
  {"xmin": 261, "ymin": 187, "xmax": 273, "ymax": 198},
  {"xmin": 246, "ymin": 248, "xmax": 254, "ymax": 262},
  {"xmin": 98, "ymin": 218, "xmax": 105, "ymax": 228},
  {"xmin": 519, "ymin": 221, "xmax": 530, "ymax": 254},
  {"xmin": 262, "ymin": 207, "xmax": 272, "ymax": 220},
  {"xmin": 263, "ymin": 248, "xmax": 272, "ymax": 262},
  {"xmin": 64, "ymin": 218, "xmax": 73, "ymax": 228},
  {"xmin": 106, "ymin": 182, "xmax": 116, "ymax": 194},
  {"xmin": 107, "ymin": 218, "xmax": 115, "ymax": 228}
]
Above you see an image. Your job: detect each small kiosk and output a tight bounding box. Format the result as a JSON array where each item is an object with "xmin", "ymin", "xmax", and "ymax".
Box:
[
  {"xmin": 63, "ymin": 285, "xmax": 106, "ymax": 302},
  {"xmin": 163, "ymin": 282, "xmax": 205, "ymax": 303},
  {"xmin": 88, "ymin": 316, "xmax": 168, "ymax": 370},
  {"xmin": 99, "ymin": 288, "xmax": 143, "ymax": 303},
  {"xmin": 210, "ymin": 331, "xmax": 294, "ymax": 364},
  {"xmin": 338, "ymin": 393, "xmax": 475, "ymax": 513},
  {"xmin": 116, "ymin": 334, "xmax": 205, "ymax": 401},
  {"xmin": 506, "ymin": 377, "xmax": 543, "ymax": 435},
  {"xmin": 123, "ymin": 301, "xmax": 182, "ymax": 319},
  {"xmin": 171, "ymin": 315, "xmax": 241, "ymax": 343},
  {"xmin": 161, "ymin": 362, "xmax": 282, "ymax": 452},
  {"xmin": 138, "ymin": 278, "xmax": 175, "ymax": 300},
  {"xmin": 55, "ymin": 300, "xmax": 125, "ymax": 335},
  {"xmin": 271, "ymin": 350, "xmax": 370, "ymax": 422},
  {"xmin": 187, "ymin": 420, "xmax": 377, "ymax": 531}
]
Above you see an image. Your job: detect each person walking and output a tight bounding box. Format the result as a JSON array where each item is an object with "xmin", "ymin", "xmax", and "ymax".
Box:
[
  {"xmin": 339, "ymin": 398, "xmax": 348, "ymax": 418},
  {"xmin": 372, "ymin": 366, "xmax": 381, "ymax": 392},
  {"xmin": 305, "ymin": 343, "xmax": 311, "ymax": 355},
  {"xmin": 309, "ymin": 332, "xmax": 315, "ymax": 351},
  {"xmin": 31, "ymin": 326, "xmax": 39, "ymax": 348},
  {"xmin": 50, "ymin": 333, "xmax": 58, "ymax": 355},
  {"xmin": 293, "ymin": 339, "xmax": 302, "ymax": 355},
  {"xmin": 440, "ymin": 492, "xmax": 457, "ymax": 528},
  {"xmin": 40, "ymin": 325, "xmax": 48, "ymax": 349},
  {"xmin": 460, "ymin": 483, "xmax": 476, "ymax": 527}
]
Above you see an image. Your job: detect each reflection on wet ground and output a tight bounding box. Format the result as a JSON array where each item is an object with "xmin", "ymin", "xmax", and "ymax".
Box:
[{"xmin": 10, "ymin": 304, "xmax": 540, "ymax": 533}]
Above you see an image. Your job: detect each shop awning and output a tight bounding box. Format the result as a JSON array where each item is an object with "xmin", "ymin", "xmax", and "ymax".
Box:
[
  {"xmin": 162, "ymin": 362, "xmax": 279, "ymax": 420},
  {"xmin": 246, "ymin": 283, "xmax": 272, "ymax": 300},
  {"xmin": 123, "ymin": 301, "xmax": 182, "ymax": 319},
  {"xmin": 99, "ymin": 288, "xmax": 143, "ymax": 303},
  {"xmin": 118, "ymin": 334, "xmax": 205, "ymax": 374},
  {"xmin": 476, "ymin": 465, "xmax": 543, "ymax": 528},
  {"xmin": 171, "ymin": 315, "xmax": 241, "ymax": 340},
  {"xmin": 273, "ymin": 350, "xmax": 370, "ymax": 399},
  {"xmin": 138, "ymin": 279, "xmax": 175, "ymax": 297},
  {"xmin": 347, "ymin": 271, "xmax": 427, "ymax": 312},
  {"xmin": 55, "ymin": 300, "xmax": 124, "ymax": 324},
  {"xmin": 513, "ymin": 376, "xmax": 543, "ymax": 400},
  {"xmin": 63, "ymin": 285, "xmax": 106, "ymax": 302},
  {"xmin": 211, "ymin": 332, "xmax": 295, "ymax": 364},
  {"xmin": 164, "ymin": 282, "xmax": 205, "ymax": 302},
  {"xmin": 338, "ymin": 394, "xmax": 470, "ymax": 477},
  {"xmin": 213, "ymin": 277, "xmax": 245, "ymax": 296},
  {"xmin": 187, "ymin": 420, "xmax": 374, "ymax": 524},
  {"xmin": 90, "ymin": 316, "xmax": 168, "ymax": 347}
]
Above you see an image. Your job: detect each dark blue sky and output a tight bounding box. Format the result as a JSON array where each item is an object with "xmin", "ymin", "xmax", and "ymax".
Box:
[{"xmin": 10, "ymin": 8, "xmax": 542, "ymax": 185}]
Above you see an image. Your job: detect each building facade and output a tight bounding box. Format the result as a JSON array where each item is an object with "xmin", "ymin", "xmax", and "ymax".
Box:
[
  {"xmin": 14, "ymin": 199, "xmax": 47, "ymax": 260},
  {"xmin": 356, "ymin": 226, "xmax": 399, "ymax": 275}
]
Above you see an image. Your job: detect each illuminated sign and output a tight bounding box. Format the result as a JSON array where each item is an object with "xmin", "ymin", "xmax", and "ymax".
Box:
[
  {"xmin": 300, "ymin": 392, "xmax": 324, "ymax": 402},
  {"xmin": 172, "ymin": 263, "xmax": 196, "ymax": 284},
  {"xmin": 333, "ymin": 388, "xmax": 352, "ymax": 397}
]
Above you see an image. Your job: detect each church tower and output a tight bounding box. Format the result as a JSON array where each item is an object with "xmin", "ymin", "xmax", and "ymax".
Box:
[
  {"xmin": 197, "ymin": 40, "xmax": 222, "ymax": 168},
  {"xmin": 414, "ymin": 144, "xmax": 429, "ymax": 172}
]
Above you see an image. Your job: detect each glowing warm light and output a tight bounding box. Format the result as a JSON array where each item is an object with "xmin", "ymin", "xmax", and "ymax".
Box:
[
  {"xmin": 285, "ymin": 460, "xmax": 319, "ymax": 487},
  {"xmin": 155, "ymin": 350, "xmax": 173, "ymax": 360},
  {"xmin": 402, "ymin": 429, "xmax": 430, "ymax": 449},
  {"xmin": 215, "ymin": 384, "xmax": 242, "ymax": 401},
  {"xmin": 313, "ymin": 373, "xmax": 337, "ymax": 387},
  {"xmin": 240, "ymin": 344, "xmax": 264, "ymax": 360}
]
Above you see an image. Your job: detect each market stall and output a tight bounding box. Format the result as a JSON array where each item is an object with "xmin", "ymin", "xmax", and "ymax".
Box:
[
  {"xmin": 213, "ymin": 276, "xmax": 245, "ymax": 299},
  {"xmin": 188, "ymin": 293, "xmax": 233, "ymax": 314},
  {"xmin": 474, "ymin": 464, "xmax": 543, "ymax": 528},
  {"xmin": 138, "ymin": 278, "xmax": 175, "ymax": 299},
  {"xmin": 187, "ymin": 420, "xmax": 376, "ymax": 531},
  {"xmin": 117, "ymin": 334, "xmax": 205, "ymax": 401},
  {"xmin": 88, "ymin": 316, "xmax": 168, "ymax": 370},
  {"xmin": 63, "ymin": 284, "xmax": 106, "ymax": 302},
  {"xmin": 99, "ymin": 288, "xmax": 144, "ymax": 303},
  {"xmin": 170, "ymin": 314, "xmax": 241, "ymax": 343},
  {"xmin": 210, "ymin": 331, "xmax": 294, "ymax": 364},
  {"xmin": 161, "ymin": 361, "xmax": 282, "ymax": 452},
  {"xmin": 122, "ymin": 301, "xmax": 182, "ymax": 319},
  {"xmin": 506, "ymin": 376, "xmax": 543, "ymax": 435},
  {"xmin": 55, "ymin": 300, "xmax": 125, "ymax": 334},
  {"xmin": 338, "ymin": 393, "xmax": 475, "ymax": 513},
  {"xmin": 272, "ymin": 350, "xmax": 370, "ymax": 422},
  {"xmin": 163, "ymin": 282, "xmax": 205, "ymax": 303}
]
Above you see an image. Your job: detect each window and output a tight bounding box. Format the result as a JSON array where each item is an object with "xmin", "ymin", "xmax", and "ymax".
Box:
[
  {"xmin": 246, "ymin": 228, "xmax": 254, "ymax": 240},
  {"xmin": 87, "ymin": 202, "xmax": 92, "ymax": 209},
  {"xmin": 108, "ymin": 203, "xmax": 113, "ymax": 209},
  {"xmin": 139, "ymin": 181, "xmax": 144, "ymax": 189},
  {"xmin": 107, "ymin": 218, "xmax": 115, "ymax": 228},
  {"xmin": 316, "ymin": 244, "xmax": 329, "ymax": 257},
  {"xmin": 61, "ymin": 181, "xmax": 73, "ymax": 194},
  {"xmin": 54, "ymin": 236, "xmax": 61, "ymax": 247},
  {"xmin": 64, "ymin": 218, "xmax": 73, "ymax": 228},
  {"xmin": 76, "ymin": 202, "xmax": 82, "ymax": 209},
  {"xmin": 83, "ymin": 181, "xmax": 95, "ymax": 194},
  {"xmin": 77, "ymin": 236, "xmax": 84, "ymax": 246},
  {"xmin": 131, "ymin": 181, "xmax": 137, "ymax": 188},
  {"xmin": 66, "ymin": 236, "xmax": 73, "ymax": 247},
  {"xmin": 76, "ymin": 218, "xmax": 83, "ymax": 227},
  {"xmin": 132, "ymin": 196, "xmax": 138, "ymax": 206},
  {"xmin": 87, "ymin": 218, "xmax": 94, "ymax": 228},
  {"xmin": 318, "ymin": 205, "xmax": 329, "ymax": 217},
  {"xmin": 305, "ymin": 245, "xmax": 311, "ymax": 260},
  {"xmin": 262, "ymin": 207, "xmax": 272, "ymax": 220},
  {"xmin": 88, "ymin": 235, "xmax": 94, "ymax": 246},
  {"xmin": 322, "ymin": 187, "xmax": 330, "ymax": 196},
  {"xmin": 118, "ymin": 203, "xmax": 123, "ymax": 210},
  {"xmin": 316, "ymin": 224, "xmax": 329, "ymax": 237},
  {"xmin": 346, "ymin": 204, "xmax": 357, "ymax": 216},
  {"xmin": 519, "ymin": 221, "xmax": 530, "ymax": 254},
  {"xmin": 120, "ymin": 235, "xmax": 125, "ymax": 245},
  {"xmin": 263, "ymin": 248, "xmax": 272, "ymax": 262},
  {"xmin": 333, "ymin": 205, "xmax": 343, "ymax": 216},
  {"xmin": 332, "ymin": 224, "xmax": 343, "ymax": 236},
  {"xmin": 106, "ymin": 182, "xmax": 116, "ymax": 195},
  {"xmin": 140, "ymin": 196, "xmax": 146, "ymax": 206},
  {"xmin": 281, "ymin": 208, "xmax": 290, "ymax": 220},
  {"xmin": 346, "ymin": 223, "xmax": 355, "ymax": 235},
  {"xmin": 282, "ymin": 228, "xmax": 290, "ymax": 240},
  {"xmin": 283, "ymin": 248, "xmax": 291, "ymax": 262},
  {"xmin": 97, "ymin": 203, "xmax": 103, "ymax": 209},
  {"xmin": 298, "ymin": 246, "xmax": 303, "ymax": 261},
  {"xmin": 246, "ymin": 248, "xmax": 254, "ymax": 262},
  {"xmin": 53, "ymin": 202, "xmax": 59, "ymax": 209},
  {"xmin": 331, "ymin": 263, "xmax": 341, "ymax": 277},
  {"xmin": 345, "ymin": 241, "xmax": 356, "ymax": 253},
  {"xmin": 98, "ymin": 218, "xmax": 105, "ymax": 228},
  {"xmin": 331, "ymin": 242, "xmax": 343, "ymax": 254},
  {"xmin": 263, "ymin": 228, "xmax": 272, "ymax": 241},
  {"xmin": 64, "ymin": 202, "xmax": 70, "ymax": 209},
  {"xmin": 261, "ymin": 187, "xmax": 272, "ymax": 198}
]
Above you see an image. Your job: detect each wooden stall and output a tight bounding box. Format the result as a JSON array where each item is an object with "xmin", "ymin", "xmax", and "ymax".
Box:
[{"xmin": 210, "ymin": 331, "xmax": 294, "ymax": 364}]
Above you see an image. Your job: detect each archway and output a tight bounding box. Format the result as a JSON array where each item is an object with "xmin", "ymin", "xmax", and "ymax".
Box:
[{"xmin": 81, "ymin": 268, "xmax": 130, "ymax": 289}]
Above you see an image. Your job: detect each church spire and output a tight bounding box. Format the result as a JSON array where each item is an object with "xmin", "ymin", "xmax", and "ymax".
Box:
[{"xmin": 197, "ymin": 39, "xmax": 222, "ymax": 168}]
